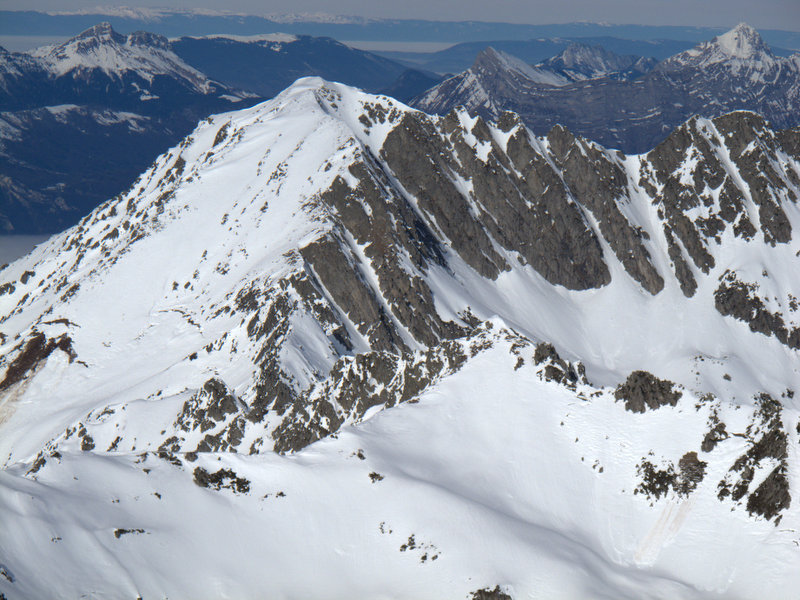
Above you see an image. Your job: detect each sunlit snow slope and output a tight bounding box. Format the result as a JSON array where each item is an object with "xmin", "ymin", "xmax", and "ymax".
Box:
[{"xmin": 0, "ymin": 78, "xmax": 799, "ymax": 599}]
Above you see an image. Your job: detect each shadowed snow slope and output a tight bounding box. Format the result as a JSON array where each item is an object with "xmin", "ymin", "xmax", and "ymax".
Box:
[{"xmin": 0, "ymin": 78, "xmax": 799, "ymax": 599}]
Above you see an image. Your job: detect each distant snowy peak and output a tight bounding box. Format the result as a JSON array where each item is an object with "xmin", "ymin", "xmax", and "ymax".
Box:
[
  {"xmin": 662, "ymin": 22, "xmax": 779, "ymax": 70},
  {"xmin": 540, "ymin": 42, "xmax": 656, "ymax": 80},
  {"xmin": 421, "ymin": 42, "xmax": 658, "ymax": 113},
  {"xmin": 715, "ymin": 23, "xmax": 773, "ymax": 59},
  {"xmin": 30, "ymin": 22, "xmax": 215, "ymax": 94},
  {"xmin": 474, "ymin": 47, "xmax": 571, "ymax": 86},
  {"xmin": 413, "ymin": 23, "xmax": 800, "ymax": 152}
]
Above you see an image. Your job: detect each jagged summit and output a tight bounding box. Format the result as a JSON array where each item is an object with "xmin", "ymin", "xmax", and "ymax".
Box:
[
  {"xmin": 538, "ymin": 42, "xmax": 656, "ymax": 81},
  {"xmin": 71, "ymin": 21, "xmax": 122, "ymax": 42},
  {"xmin": 30, "ymin": 22, "xmax": 212, "ymax": 91}
]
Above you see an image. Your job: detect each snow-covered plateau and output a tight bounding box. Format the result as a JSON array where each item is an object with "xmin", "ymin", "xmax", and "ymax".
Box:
[{"xmin": 0, "ymin": 78, "xmax": 799, "ymax": 599}]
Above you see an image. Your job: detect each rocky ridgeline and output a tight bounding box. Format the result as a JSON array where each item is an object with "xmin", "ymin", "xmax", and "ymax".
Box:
[{"xmin": 0, "ymin": 81, "xmax": 798, "ymax": 527}]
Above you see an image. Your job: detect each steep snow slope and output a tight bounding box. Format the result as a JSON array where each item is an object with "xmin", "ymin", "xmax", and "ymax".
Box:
[{"xmin": 0, "ymin": 78, "xmax": 798, "ymax": 598}]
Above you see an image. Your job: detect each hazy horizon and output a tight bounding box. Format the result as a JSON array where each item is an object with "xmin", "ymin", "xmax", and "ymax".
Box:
[{"xmin": 1, "ymin": 1, "xmax": 798, "ymax": 32}]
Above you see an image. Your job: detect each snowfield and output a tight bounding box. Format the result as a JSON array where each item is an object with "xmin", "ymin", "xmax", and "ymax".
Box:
[{"xmin": 4, "ymin": 328, "xmax": 798, "ymax": 599}]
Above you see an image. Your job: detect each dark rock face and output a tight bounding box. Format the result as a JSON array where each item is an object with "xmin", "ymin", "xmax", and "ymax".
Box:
[
  {"xmin": 314, "ymin": 158, "xmax": 463, "ymax": 347},
  {"xmin": 747, "ymin": 468, "xmax": 791, "ymax": 522},
  {"xmin": 171, "ymin": 379, "xmax": 245, "ymax": 454},
  {"xmin": 272, "ymin": 338, "xmax": 469, "ymax": 453},
  {"xmin": 380, "ymin": 111, "xmax": 508, "ymax": 280},
  {"xmin": 635, "ymin": 451, "xmax": 707, "ymax": 500},
  {"xmin": 614, "ymin": 371, "xmax": 682, "ymax": 413},
  {"xmin": 712, "ymin": 112, "xmax": 793, "ymax": 246},
  {"xmin": 472, "ymin": 586, "xmax": 513, "ymax": 600},
  {"xmin": 717, "ymin": 394, "xmax": 791, "ymax": 523},
  {"xmin": 548, "ymin": 127, "xmax": 663, "ymax": 294},
  {"xmin": 532, "ymin": 342, "xmax": 587, "ymax": 389},
  {"xmin": 300, "ymin": 235, "xmax": 408, "ymax": 353},
  {"xmin": 715, "ymin": 270, "xmax": 800, "ymax": 350},
  {"xmin": 636, "ymin": 112, "xmax": 800, "ymax": 298},
  {"xmin": 193, "ymin": 466, "xmax": 250, "ymax": 494},
  {"xmin": 380, "ymin": 110, "xmax": 611, "ymax": 290},
  {"xmin": 0, "ymin": 332, "xmax": 76, "ymax": 391},
  {"xmin": 644, "ymin": 120, "xmax": 718, "ymax": 279},
  {"xmin": 701, "ymin": 421, "xmax": 729, "ymax": 453}
]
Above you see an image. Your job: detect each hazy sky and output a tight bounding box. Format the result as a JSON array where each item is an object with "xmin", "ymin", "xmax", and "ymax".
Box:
[{"xmin": 2, "ymin": 0, "xmax": 799, "ymax": 31}]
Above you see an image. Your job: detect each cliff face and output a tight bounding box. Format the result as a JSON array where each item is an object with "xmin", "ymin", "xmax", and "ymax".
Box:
[{"xmin": 0, "ymin": 78, "xmax": 799, "ymax": 599}]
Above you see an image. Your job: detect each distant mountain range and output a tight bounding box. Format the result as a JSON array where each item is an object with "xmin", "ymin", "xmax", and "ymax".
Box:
[
  {"xmin": 0, "ymin": 23, "xmax": 249, "ymax": 234},
  {"xmin": 3, "ymin": 9, "xmax": 800, "ymax": 49},
  {"xmin": 4, "ymin": 20, "xmax": 800, "ymax": 235},
  {"xmin": 169, "ymin": 34, "xmax": 439, "ymax": 100},
  {"xmin": 377, "ymin": 38, "xmax": 699, "ymax": 75},
  {"xmin": 0, "ymin": 24, "xmax": 437, "ymax": 234},
  {"xmin": 414, "ymin": 23, "xmax": 800, "ymax": 152}
]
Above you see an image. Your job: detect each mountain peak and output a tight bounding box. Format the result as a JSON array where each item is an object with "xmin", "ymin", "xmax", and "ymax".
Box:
[
  {"xmin": 25, "ymin": 22, "xmax": 217, "ymax": 96},
  {"xmin": 659, "ymin": 23, "xmax": 775, "ymax": 71},
  {"xmin": 714, "ymin": 22, "xmax": 770, "ymax": 59},
  {"xmin": 473, "ymin": 47, "xmax": 570, "ymax": 86},
  {"xmin": 540, "ymin": 42, "xmax": 649, "ymax": 77},
  {"xmin": 2, "ymin": 77, "xmax": 800, "ymax": 597},
  {"xmin": 474, "ymin": 47, "xmax": 533, "ymax": 77},
  {"xmin": 72, "ymin": 22, "xmax": 125, "ymax": 44}
]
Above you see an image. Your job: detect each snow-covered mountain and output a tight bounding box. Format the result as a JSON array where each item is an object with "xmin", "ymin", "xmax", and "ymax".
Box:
[
  {"xmin": 1, "ymin": 22, "xmax": 241, "ymax": 109},
  {"xmin": 0, "ymin": 23, "xmax": 256, "ymax": 234},
  {"xmin": 661, "ymin": 22, "xmax": 778, "ymax": 70},
  {"xmin": 413, "ymin": 23, "xmax": 800, "ymax": 153},
  {"xmin": 538, "ymin": 42, "xmax": 657, "ymax": 82},
  {"xmin": 0, "ymin": 23, "xmax": 434, "ymax": 235},
  {"xmin": 0, "ymin": 78, "xmax": 798, "ymax": 598},
  {"xmin": 30, "ymin": 23, "xmax": 214, "ymax": 96},
  {"xmin": 415, "ymin": 44, "xmax": 654, "ymax": 101},
  {"xmin": 655, "ymin": 23, "xmax": 800, "ymax": 104}
]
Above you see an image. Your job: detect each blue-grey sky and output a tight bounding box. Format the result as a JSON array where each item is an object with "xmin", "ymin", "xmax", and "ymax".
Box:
[{"xmin": 1, "ymin": 0, "xmax": 798, "ymax": 30}]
